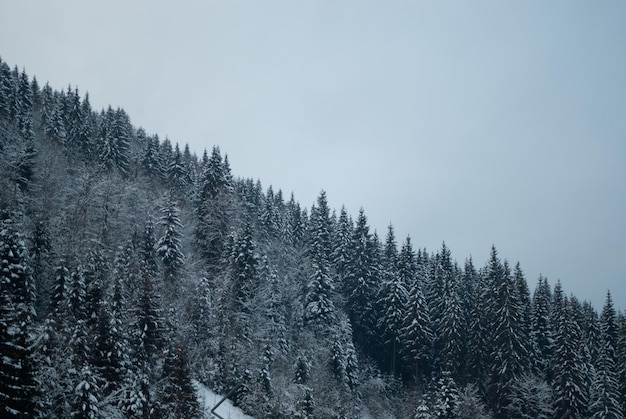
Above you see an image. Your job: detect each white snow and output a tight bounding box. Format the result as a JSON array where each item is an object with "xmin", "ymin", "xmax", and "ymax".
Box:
[{"xmin": 193, "ymin": 380, "xmax": 255, "ymax": 419}]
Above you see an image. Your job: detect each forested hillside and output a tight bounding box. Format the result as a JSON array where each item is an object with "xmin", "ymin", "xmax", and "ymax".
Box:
[{"xmin": 1, "ymin": 58, "xmax": 625, "ymax": 418}]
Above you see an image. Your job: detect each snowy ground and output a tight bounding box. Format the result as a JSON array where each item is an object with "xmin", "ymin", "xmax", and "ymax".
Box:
[{"xmin": 194, "ymin": 380, "xmax": 255, "ymax": 419}]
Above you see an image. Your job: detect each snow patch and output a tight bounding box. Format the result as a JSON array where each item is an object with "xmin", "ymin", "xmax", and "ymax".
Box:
[{"xmin": 194, "ymin": 380, "xmax": 254, "ymax": 419}]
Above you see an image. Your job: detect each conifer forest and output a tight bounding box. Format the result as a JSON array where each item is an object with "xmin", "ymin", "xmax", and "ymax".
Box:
[{"xmin": 1, "ymin": 57, "xmax": 625, "ymax": 418}]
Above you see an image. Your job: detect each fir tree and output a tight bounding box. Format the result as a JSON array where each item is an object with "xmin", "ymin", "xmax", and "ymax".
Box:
[
  {"xmin": 304, "ymin": 190, "xmax": 336, "ymax": 325},
  {"xmin": 551, "ymin": 283, "xmax": 588, "ymax": 418},
  {"xmin": 343, "ymin": 208, "xmax": 377, "ymax": 350},
  {"xmin": 156, "ymin": 195, "xmax": 185, "ymax": 283},
  {"xmin": 531, "ymin": 275, "xmax": 553, "ymax": 380},
  {"xmin": 377, "ymin": 229, "xmax": 408, "ymax": 377},
  {"xmin": 400, "ymin": 236, "xmax": 433, "ymax": 385},
  {"xmin": 156, "ymin": 344, "xmax": 200, "ymax": 418},
  {"xmin": 589, "ymin": 292, "xmax": 623, "ymax": 418},
  {"xmin": 0, "ymin": 214, "xmax": 36, "ymax": 417}
]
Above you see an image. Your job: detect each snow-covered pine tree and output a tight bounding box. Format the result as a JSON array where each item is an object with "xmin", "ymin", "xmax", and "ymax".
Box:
[
  {"xmin": 487, "ymin": 258, "xmax": 529, "ymax": 418},
  {"xmin": 377, "ymin": 227, "xmax": 408, "ymax": 377},
  {"xmin": 155, "ymin": 343, "xmax": 200, "ymax": 418},
  {"xmin": 294, "ymin": 353, "xmax": 311, "ymax": 385},
  {"xmin": 0, "ymin": 214, "xmax": 36, "ymax": 417},
  {"xmin": 343, "ymin": 208, "xmax": 378, "ymax": 351},
  {"xmin": 331, "ymin": 205, "xmax": 352, "ymax": 280},
  {"xmin": 551, "ymin": 282, "xmax": 588, "ymax": 418},
  {"xmin": 167, "ymin": 142, "xmax": 190, "ymax": 198},
  {"xmin": 400, "ymin": 236, "xmax": 433, "ymax": 386},
  {"xmin": 156, "ymin": 194, "xmax": 185, "ymax": 283},
  {"xmin": 531, "ymin": 275, "xmax": 553, "ymax": 380},
  {"xmin": 589, "ymin": 292, "xmax": 623, "ymax": 418},
  {"xmin": 432, "ymin": 370, "xmax": 459, "ymax": 419},
  {"xmin": 616, "ymin": 312, "xmax": 626, "ymax": 416},
  {"xmin": 304, "ymin": 190, "xmax": 336, "ymax": 326}
]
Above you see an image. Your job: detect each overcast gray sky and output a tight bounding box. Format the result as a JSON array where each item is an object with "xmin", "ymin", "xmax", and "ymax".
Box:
[{"xmin": 1, "ymin": 1, "xmax": 625, "ymax": 311}]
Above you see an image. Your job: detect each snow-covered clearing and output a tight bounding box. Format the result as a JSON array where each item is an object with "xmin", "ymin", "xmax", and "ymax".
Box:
[{"xmin": 194, "ymin": 380, "xmax": 255, "ymax": 419}]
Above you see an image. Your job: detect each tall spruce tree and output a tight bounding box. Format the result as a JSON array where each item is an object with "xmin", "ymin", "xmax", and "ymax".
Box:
[
  {"xmin": 531, "ymin": 275, "xmax": 553, "ymax": 380},
  {"xmin": 304, "ymin": 191, "xmax": 336, "ymax": 325},
  {"xmin": 400, "ymin": 236, "xmax": 433, "ymax": 386},
  {"xmin": 343, "ymin": 208, "xmax": 377, "ymax": 350},
  {"xmin": 0, "ymin": 214, "xmax": 36, "ymax": 417},
  {"xmin": 377, "ymin": 227, "xmax": 408, "ymax": 376},
  {"xmin": 552, "ymin": 282, "xmax": 588, "ymax": 418},
  {"xmin": 156, "ymin": 195, "xmax": 185, "ymax": 283},
  {"xmin": 589, "ymin": 292, "xmax": 623, "ymax": 418}
]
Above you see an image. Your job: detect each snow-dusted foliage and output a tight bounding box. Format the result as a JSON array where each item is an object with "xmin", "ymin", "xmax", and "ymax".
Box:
[{"xmin": 1, "ymin": 56, "xmax": 625, "ymax": 418}]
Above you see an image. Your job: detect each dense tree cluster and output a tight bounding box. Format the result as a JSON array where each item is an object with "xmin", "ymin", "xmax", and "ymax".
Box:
[{"xmin": 1, "ymin": 57, "xmax": 624, "ymax": 418}]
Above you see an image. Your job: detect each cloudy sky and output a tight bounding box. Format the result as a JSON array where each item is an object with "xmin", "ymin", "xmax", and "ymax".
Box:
[{"xmin": 1, "ymin": 1, "xmax": 625, "ymax": 310}]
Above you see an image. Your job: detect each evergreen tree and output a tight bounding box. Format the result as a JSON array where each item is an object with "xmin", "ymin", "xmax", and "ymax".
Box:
[
  {"xmin": 72, "ymin": 365, "xmax": 100, "ymax": 419},
  {"xmin": 195, "ymin": 146, "xmax": 231, "ymax": 265},
  {"xmin": 51, "ymin": 261, "xmax": 70, "ymax": 315},
  {"xmin": 0, "ymin": 214, "xmax": 36, "ymax": 417},
  {"xmin": 400, "ymin": 236, "xmax": 433, "ymax": 386},
  {"xmin": 141, "ymin": 134, "xmax": 165, "ymax": 179},
  {"xmin": 486, "ymin": 252, "xmax": 529, "ymax": 417},
  {"xmin": 156, "ymin": 344, "xmax": 200, "ymax": 418},
  {"xmin": 0, "ymin": 59, "xmax": 12, "ymax": 120},
  {"xmin": 429, "ymin": 243, "xmax": 463, "ymax": 380},
  {"xmin": 432, "ymin": 371, "xmax": 459, "ymax": 419},
  {"xmin": 343, "ymin": 208, "xmax": 377, "ymax": 350},
  {"xmin": 376, "ymin": 227, "xmax": 407, "ymax": 376},
  {"xmin": 293, "ymin": 353, "xmax": 311, "ymax": 385},
  {"xmin": 96, "ymin": 106, "xmax": 131, "ymax": 174},
  {"xmin": 156, "ymin": 195, "xmax": 185, "ymax": 283},
  {"xmin": 329, "ymin": 316, "xmax": 359, "ymax": 391},
  {"xmin": 331, "ymin": 205, "xmax": 352, "ymax": 278},
  {"xmin": 167, "ymin": 143, "xmax": 190, "ymax": 197},
  {"xmin": 466, "ymin": 267, "xmax": 489, "ymax": 390},
  {"xmin": 589, "ymin": 292, "xmax": 623, "ymax": 418},
  {"xmin": 616, "ymin": 312, "xmax": 626, "ymax": 416},
  {"xmin": 231, "ymin": 221, "xmax": 259, "ymax": 310},
  {"xmin": 531, "ymin": 275, "xmax": 553, "ymax": 380},
  {"xmin": 552, "ymin": 283, "xmax": 588, "ymax": 418},
  {"xmin": 304, "ymin": 190, "xmax": 336, "ymax": 325}
]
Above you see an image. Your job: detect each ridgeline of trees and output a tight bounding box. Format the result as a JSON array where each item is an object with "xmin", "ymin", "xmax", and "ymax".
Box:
[{"xmin": 1, "ymin": 57, "xmax": 624, "ymax": 418}]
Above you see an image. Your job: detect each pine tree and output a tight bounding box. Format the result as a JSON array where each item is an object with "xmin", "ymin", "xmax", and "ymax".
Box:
[
  {"xmin": 331, "ymin": 205, "xmax": 352, "ymax": 279},
  {"xmin": 513, "ymin": 262, "xmax": 533, "ymax": 371},
  {"xmin": 400, "ymin": 236, "xmax": 433, "ymax": 385},
  {"xmin": 167, "ymin": 143, "xmax": 190, "ymax": 197},
  {"xmin": 304, "ymin": 190, "xmax": 336, "ymax": 325},
  {"xmin": 97, "ymin": 107, "xmax": 131, "ymax": 174},
  {"xmin": 616, "ymin": 312, "xmax": 626, "ymax": 416},
  {"xmin": 0, "ymin": 214, "xmax": 36, "ymax": 417},
  {"xmin": 156, "ymin": 344, "xmax": 200, "ymax": 418},
  {"xmin": 329, "ymin": 316, "xmax": 359, "ymax": 391},
  {"xmin": 294, "ymin": 353, "xmax": 311, "ymax": 385},
  {"xmin": 231, "ymin": 221, "xmax": 259, "ymax": 310},
  {"xmin": 195, "ymin": 146, "xmax": 231, "ymax": 265},
  {"xmin": 156, "ymin": 195, "xmax": 185, "ymax": 283},
  {"xmin": 429, "ymin": 243, "xmax": 463, "ymax": 380},
  {"xmin": 51, "ymin": 262, "xmax": 70, "ymax": 315},
  {"xmin": 589, "ymin": 292, "xmax": 623, "ymax": 418},
  {"xmin": 0, "ymin": 59, "xmax": 12, "ymax": 120},
  {"xmin": 377, "ymin": 228, "xmax": 408, "ymax": 376},
  {"xmin": 531, "ymin": 275, "xmax": 553, "ymax": 380},
  {"xmin": 432, "ymin": 371, "xmax": 459, "ymax": 419},
  {"xmin": 72, "ymin": 365, "xmax": 100, "ymax": 419},
  {"xmin": 466, "ymin": 268, "xmax": 489, "ymax": 390},
  {"xmin": 343, "ymin": 208, "xmax": 377, "ymax": 350},
  {"xmin": 552, "ymin": 283, "xmax": 588, "ymax": 418},
  {"xmin": 484, "ymin": 250, "xmax": 529, "ymax": 417}
]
